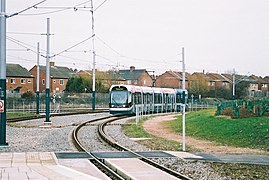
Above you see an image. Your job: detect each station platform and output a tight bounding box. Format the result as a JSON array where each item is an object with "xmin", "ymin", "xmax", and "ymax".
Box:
[
  {"xmin": 1, "ymin": 151, "xmax": 268, "ymax": 179},
  {"xmin": 0, "ymin": 152, "xmax": 105, "ymax": 180}
]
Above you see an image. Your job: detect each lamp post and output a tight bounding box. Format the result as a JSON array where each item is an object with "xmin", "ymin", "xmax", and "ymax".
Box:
[{"xmin": 181, "ymin": 47, "xmax": 186, "ymax": 152}]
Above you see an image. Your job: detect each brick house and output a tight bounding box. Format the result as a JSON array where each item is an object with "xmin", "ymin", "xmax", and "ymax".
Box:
[
  {"xmin": 6, "ymin": 64, "xmax": 34, "ymax": 95},
  {"xmin": 115, "ymin": 66, "xmax": 153, "ymax": 87},
  {"xmin": 263, "ymin": 76, "xmax": 269, "ymax": 91},
  {"xmin": 207, "ymin": 73, "xmax": 230, "ymax": 89},
  {"xmin": 248, "ymin": 75, "xmax": 268, "ymax": 91},
  {"xmin": 29, "ymin": 62, "xmax": 75, "ymax": 93},
  {"xmin": 155, "ymin": 71, "xmax": 190, "ymax": 89}
]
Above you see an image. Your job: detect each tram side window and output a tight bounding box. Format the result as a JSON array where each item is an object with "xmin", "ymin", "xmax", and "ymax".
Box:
[
  {"xmin": 176, "ymin": 94, "xmax": 183, "ymax": 103},
  {"xmin": 154, "ymin": 93, "xmax": 161, "ymax": 104},
  {"xmin": 143, "ymin": 94, "xmax": 147, "ymax": 104},
  {"xmin": 133, "ymin": 92, "xmax": 142, "ymax": 104},
  {"xmin": 143, "ymin": 94, "xmax": 153, "ymax": 104},
  {"xmin": 167, "ymin": 94, "xmax": 171, "ymax": 104},
  {"xmin": 148, "ymin": 94, "xmax": 153, "ymax": 104}
]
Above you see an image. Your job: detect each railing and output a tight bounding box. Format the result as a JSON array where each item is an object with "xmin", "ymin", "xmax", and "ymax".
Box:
[
  {"xmin": 6, "ymin": 93, "xmax": 109, "ymax": 113},
  {"xmin": 216, "ymin": 99, "xmax": 269, "ymax": 118}
]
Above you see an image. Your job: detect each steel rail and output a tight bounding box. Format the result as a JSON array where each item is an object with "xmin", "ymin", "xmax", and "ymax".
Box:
[
  {"xmin": 98, "ymin": 117, "xmax": 192, "ymax": 180},
  {"xmin": 72, "ymin": 115, "xmax": 129, "ymax": 180}
]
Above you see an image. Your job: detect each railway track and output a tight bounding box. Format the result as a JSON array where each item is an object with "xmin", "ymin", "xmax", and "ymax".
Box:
[
  {"xmin": 72, "ymin": 115, "xmax": 192, "ymax": 180},
  {"xmin": 6, "ymin": 109, "xmax": 108, "ymax": 123},
  {"xmin": 72, "ymin": 116, "xmax": 128, "ymax": 179}
]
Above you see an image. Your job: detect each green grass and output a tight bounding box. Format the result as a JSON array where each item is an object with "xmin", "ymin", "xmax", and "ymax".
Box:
[
  {"xmin": 123, "ymin": 118, "xmax": 183, "ymax": 151},
  {"xmin": 165, "ymin": 109, "xmax": 269, "ymax": 151},
  {"xmin": 7, "ymin": 112, "xmax": 35, "ymax": 119}
]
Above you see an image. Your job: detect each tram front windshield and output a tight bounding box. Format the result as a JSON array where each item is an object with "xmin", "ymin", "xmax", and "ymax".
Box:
[{"xmin": 110, "ymin": 90, "xmax": 128, "ymax": 104}]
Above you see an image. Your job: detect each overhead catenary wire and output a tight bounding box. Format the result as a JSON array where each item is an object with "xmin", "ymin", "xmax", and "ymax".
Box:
[
  {"xmin": 7, "ymin": 36, "xmax": 40, "ymax": 55},
  {"xmin": 7, "ymin": 0, "xmax": 47, "ymax": 18},
  {"xmin": 52, "ymin": 34, "xmax": 95, "ymax": 57},
  {"xmin": 19, "ymin": 0, "xmax": 91, "ymax": 16},
  {"xmin": 7, "ymin": 32, "xmax": 44, "ymax": 35}
]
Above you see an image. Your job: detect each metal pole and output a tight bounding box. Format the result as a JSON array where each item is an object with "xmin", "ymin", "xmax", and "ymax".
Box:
[
  {"xmin": 182, "ymin": 47, "xmax": 186, "ymax": 152},
  {"xmin": 232, "ymin": 68, "xmax": 235, "ymax": 99},
  {"xmin": 90, "ymin": 0, "xmax": 96, "ymax": 110},
  {"xmin": 45, "ymin": 18, "xmax": 51, "ymax": 123},
  {"xmin": 0, "ymin": 0, "xmax": 7, "ymax": 146},
  {"xmin": 36, "ymin": 42, "xmax": 40, "ymax": 114}
]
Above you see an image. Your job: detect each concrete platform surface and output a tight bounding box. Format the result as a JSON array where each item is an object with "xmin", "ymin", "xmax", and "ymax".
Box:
[
  {"xmin": 104, "ymin": 158, "xmax": 178, "ymax": 180},
  {"xmin": 0, "ymin": 152, "xmax": 102, "ymax": 180},
  {"xmin": 166, "ymin": 151, "xmax": 269, "ymax": 165}
]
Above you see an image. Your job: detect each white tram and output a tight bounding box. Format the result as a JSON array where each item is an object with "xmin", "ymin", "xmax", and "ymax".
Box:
[{"xmin": 109, "ymin": 85, "xmax": 187, "ymax": 115}]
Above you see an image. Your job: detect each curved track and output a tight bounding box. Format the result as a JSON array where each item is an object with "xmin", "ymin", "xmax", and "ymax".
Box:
[
  {"xmin": 72, "ymin": 116, "xmax": 128, "ymax": 179},
  {"xmin": 73, "ymin": 115, "xmax": 192, "ymax": 180}
]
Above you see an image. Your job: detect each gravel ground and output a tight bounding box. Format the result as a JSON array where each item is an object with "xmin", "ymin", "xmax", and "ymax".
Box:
[
  {"xmin": 0, "ymin": 113, "xmax": 109, "ymax": 152},
  {"xmin": 1, "ymin": 113, "xmax": 268, "ymax": 179}
]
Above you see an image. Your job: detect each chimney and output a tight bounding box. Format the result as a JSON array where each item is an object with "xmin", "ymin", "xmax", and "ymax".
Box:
[
  {"xmin": 130, "ymin": 66, "xmax": 135, "ymax": 71},
  {"xmin": 50, "ymin": 61, "xmax": 55, "ymax": 67}
]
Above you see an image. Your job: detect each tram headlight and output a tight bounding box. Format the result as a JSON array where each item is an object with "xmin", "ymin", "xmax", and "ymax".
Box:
[{"xmin": 122, "ymin": 105, "xmax": 126, "ymax": 107}]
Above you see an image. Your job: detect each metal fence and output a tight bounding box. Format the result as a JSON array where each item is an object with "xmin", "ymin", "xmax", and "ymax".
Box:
[{"xmin": 6, "ymin": 93, "xmax": 109, "ymax": 113}]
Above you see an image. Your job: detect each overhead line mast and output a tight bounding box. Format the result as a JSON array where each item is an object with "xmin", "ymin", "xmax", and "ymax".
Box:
[{"xmin": 90, "ymin": 0, "xmax": 96, "ymax": 110}]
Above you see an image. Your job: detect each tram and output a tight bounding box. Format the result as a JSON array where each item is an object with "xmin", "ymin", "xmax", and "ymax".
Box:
[{"xmin": 109, "ymin": 85, "xmax": 187, "ymax": 115}]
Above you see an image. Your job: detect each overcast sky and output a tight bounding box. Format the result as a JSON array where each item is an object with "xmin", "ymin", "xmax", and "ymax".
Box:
[{"xmin": 6, "ymin": 0, "xmax": 269, "ymax": 76}]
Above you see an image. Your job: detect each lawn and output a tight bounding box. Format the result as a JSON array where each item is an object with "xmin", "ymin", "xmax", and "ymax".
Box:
[
  {"xmin": 123, "ymin": 118, "xmax": 183, "ymax": 151},
  {"xmin": 165, "ymin": 109, "xmax": 269, "ymax": 150},
  {"xmin": 6, "ymin": 112, "xmax": 35, "ymax": 119}
]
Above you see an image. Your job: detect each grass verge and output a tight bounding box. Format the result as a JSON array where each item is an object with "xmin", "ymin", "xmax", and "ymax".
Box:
[
  {"xmin": 7, "ymin": 112, "xmax": 35, "ymax": 119},
  {"xmin": 165, "ymin": 109, "xmax": 269, "ymax": 151},
  {"xmin": 123, "ymin": 117, "xmax": 191, "ymax": 151}
]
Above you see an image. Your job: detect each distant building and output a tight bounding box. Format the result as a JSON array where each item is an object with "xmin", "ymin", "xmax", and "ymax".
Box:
[
  {"xmin": 6, "ymin": 64, "xmax": 34, "ymax": 94},
  {"xmin": 207, "ymin": 73, "xmax": 230, "ymax": 89},
  {"xmin": 29, "ymin": 62, "xmax": 75, "ymax": 93},
  {"xmin": 155, "ymin": 71, "xmax": 190, "ymax": 89},
  {"xmin": 115, "ymin": 66, "xmax": 153, "ymax": 86}
]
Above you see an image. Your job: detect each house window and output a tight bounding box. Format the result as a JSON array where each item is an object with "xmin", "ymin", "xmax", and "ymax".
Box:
[
  {"xmin": 222, "ymin": 82, "xmax": 228, "ymax": 86},
  {"xmin": 28, "ymin": 79, "xmax": 32, "ymax": 83},
  {"xmin": 134, "ymin": 80, "xmax": 138, "ymax": 85},
  {"xmin": 60, "ymin": 79, "xmax": 64, "ymax": 85},
  {"xmin": 127, "ymin": 80, "xmax": 132, "ymax": 85},
  {"xmin": 11, "ymin": 78, "xmax": 16, "ymax": 84},
  {"xmin": 208, "ymin": 81, "xmax": 215, "ymax": 86},
  {"xmin": 6, "ymin": 79, "xmax": 8, "ymax": 83},
  {"xmin": 42, "ymin": 79, "xmax": 45, "ymax": 85},
  {"xmin": 262, "ymin": 84, "xmax": 267, "ymax": 88},
  {"xmin": 20, "ymin": 79, "xmax": 26, "ymax": 84}
]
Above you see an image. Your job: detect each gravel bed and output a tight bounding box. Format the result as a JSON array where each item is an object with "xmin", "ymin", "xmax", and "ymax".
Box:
[
  {"xmin": 0, "ymin": 113, "xmax": 109, "ymax": 152},
  {"xmin": 78, "ymin": 125, "xmax": 117, "ymax": 152},
  {"xmin": 151, "ymin": 157, "xmax": 227, "ymax": 180}
]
